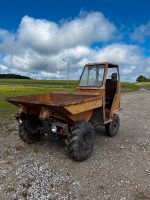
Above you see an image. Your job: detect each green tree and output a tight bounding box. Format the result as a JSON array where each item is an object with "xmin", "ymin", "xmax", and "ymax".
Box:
[{"xmin": 136, "ymin": 75, "xmax": 150, "ymax": 82}]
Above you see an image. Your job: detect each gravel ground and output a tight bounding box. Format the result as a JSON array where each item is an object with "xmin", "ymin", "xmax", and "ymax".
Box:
[{"xmin": 0, "ymin": 89, "xmax": 150, "ymax": 200}]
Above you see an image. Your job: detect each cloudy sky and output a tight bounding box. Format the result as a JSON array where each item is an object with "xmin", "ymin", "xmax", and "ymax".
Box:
[{"xmin": 0, "ymin": 0, "xmax": 150, "ymax": 81}]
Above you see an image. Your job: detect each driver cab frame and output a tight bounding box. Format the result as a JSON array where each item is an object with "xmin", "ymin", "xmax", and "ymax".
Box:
[{"xmin": 77, "ymin": 62, "xmax": 121, "ymax": 123}]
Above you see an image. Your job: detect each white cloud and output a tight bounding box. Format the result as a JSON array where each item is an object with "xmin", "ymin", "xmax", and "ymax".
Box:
[
  {"xmin": 131, "ymin": 21, "xmax": 150, "ymax": 42},
  {"xmin": 18, "ymin": 12, "xmax": 116, "ymax": 54},
  {"xmin": 93, "ymin": 44, "xmax": 142, "ymax": 65},
  {"xmin": 0, "ymin": 12, "xmax": 150, "ymax": 81}
]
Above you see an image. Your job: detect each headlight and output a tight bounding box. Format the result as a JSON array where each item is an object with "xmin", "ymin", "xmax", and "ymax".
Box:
[
  {"xmin": 19, "ymin": 119, "xmax": 22, "ymax": 124},
  {"xmin": 51, "ymin": 125, "xmax": 57, "ymax": 133}
]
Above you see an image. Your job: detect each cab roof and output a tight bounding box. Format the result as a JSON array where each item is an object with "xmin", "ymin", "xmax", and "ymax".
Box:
[{"xmin": 85, "ymin": 62, "xmax": 118, "ymax": 68}]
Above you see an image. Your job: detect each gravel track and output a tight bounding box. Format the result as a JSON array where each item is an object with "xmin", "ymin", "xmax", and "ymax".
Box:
[{"xmin": 0, "ymin": 90, "xmax": 150, "ymax": 200}]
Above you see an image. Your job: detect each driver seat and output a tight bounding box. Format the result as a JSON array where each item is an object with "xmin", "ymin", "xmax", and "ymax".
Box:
[{"xmin": 105, "ymin": 73, "xmax": 117, "ymax": 108}]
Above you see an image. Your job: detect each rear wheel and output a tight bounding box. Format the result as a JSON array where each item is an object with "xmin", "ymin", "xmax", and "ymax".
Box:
[
  {"xmin": 66, "ymin": 122, "xmax": 95, "ymax": 161},
  {"xmin": 105, "ymin": 114, "xmax": 120, "ymax": 137}
]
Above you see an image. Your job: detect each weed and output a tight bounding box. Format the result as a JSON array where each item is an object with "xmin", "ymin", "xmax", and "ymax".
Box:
[
  {"xmin": 22, "ymin": 180, "xmax": 32, "ymax": 189},
  {"xmin": 21, "ymin": 190, "xmax": 28, "ymax": 199}
]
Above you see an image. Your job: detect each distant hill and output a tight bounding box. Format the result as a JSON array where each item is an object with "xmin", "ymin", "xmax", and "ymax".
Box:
[{"xmin": 0, "ymin": 74, "xmax": 31, "ymax": 79}]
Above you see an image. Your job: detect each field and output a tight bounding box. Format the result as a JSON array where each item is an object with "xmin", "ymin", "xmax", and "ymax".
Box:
[
  {"xmin": 0, "ymin": 79, "xmax": 141, "ymax": 96},
  {"xmin": 0, "ymin": 79, "xmax": 77, "ymax": 87}
]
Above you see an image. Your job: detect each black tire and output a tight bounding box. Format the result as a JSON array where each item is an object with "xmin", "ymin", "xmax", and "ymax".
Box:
[
  {"xmin": 66, "ymin": 122, "xmax": 95, "ymax": 161},
  {"xmin": 105, "ymin": 114, "xmax": 120, "ymax": 137},
  {"xmin": 18, "ymin": 113, "xmax": 42, "ymax": 144}
]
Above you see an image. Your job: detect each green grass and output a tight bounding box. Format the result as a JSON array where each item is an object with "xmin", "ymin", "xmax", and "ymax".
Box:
[
  {"xmin": 134, "ymin": 82, "xmax": 150, "ymax": 86},
  {"xmin": 0, "ymin": 85, "xmax": 73, "ymax": 98},
  {"xmin": 121, "ymin": 82, "xmax": 140, "ymax": 92},
  {"xmin": 0, "ymin": 99, "xmax": 16, "ymax": 125},
  {"xmin": 0, "ymin": 79, "xmax": 77, "ymax": 86},
  {"xmin": 0, "ymin": 78, "xmax": 142, "ymax": 93}
]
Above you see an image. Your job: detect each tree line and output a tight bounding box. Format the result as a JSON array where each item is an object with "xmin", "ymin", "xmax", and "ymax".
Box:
[{"xmin": 0, "ymin": 74, "xmax": 30, "ymax": 79}]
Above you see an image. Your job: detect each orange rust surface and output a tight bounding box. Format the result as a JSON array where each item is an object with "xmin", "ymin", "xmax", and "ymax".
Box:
[
  {"xmin": 6, "ymin": 92, "xmax": 100, "ymax": 107},
  {"xmin": 69, "ymin": 110, "xmax": 93, "ymax": 122},
  {"xmin": 110, "ymin": 91, "xmax": 121, "ymax": 118},
  {"xmin": 76, "ymin": 87, "xmax": 105, "ymax": 96},
  {"xmin": 39, "ymin": 106, "xmax": 71, "ymax": 122},
  {"xmin": 64, "ymin": 98, "xmax": 103, "ymax": 115}
]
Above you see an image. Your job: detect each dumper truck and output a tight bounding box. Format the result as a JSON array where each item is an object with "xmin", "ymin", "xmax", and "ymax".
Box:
[{"xmin": 6, "ymin": 62, "xmax": 121, "ymax": 161}]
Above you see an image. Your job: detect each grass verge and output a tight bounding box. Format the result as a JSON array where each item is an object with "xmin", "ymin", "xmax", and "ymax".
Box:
[
  {"xmin": 134, "ymin": 82, "xmax": 150, "ymax": 86},
  {"xmin": 121, "ymin": 82, "xmax": 140, "ymax": 92}
]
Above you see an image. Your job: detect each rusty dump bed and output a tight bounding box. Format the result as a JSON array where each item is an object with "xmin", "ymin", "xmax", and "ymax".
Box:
[
  {"xmin": 6, "ymin": 92, "xmax": 103, "ymax": 119},
  {"xmin": 6, "ymin": 92, "xmax": 101, "ymax": 107}
]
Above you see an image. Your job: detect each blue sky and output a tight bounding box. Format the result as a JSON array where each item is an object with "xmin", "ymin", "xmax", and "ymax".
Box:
[
  {"xmin": 0, "ymin": 0, "xmax": 150, "ymax": 81},
  {"xmin": 1, "ymin": 0, "xmax": 150, "ymax": 29}
]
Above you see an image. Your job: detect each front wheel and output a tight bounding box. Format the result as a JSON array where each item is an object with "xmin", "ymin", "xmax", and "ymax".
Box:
[
  {"xmin": 105, "ymin": 114, "xmax": 120, "ymax": 137},
  {"xmin": 66, "ymin": 122, "xmax": 95, "ymax": 161},
  {"xmin": 19, "ymin": 123, "xmax": 41, "ymax": 144},
  {"xmin": 18, "ymin": 113, "xmax": 42, "ymax": 144}
]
